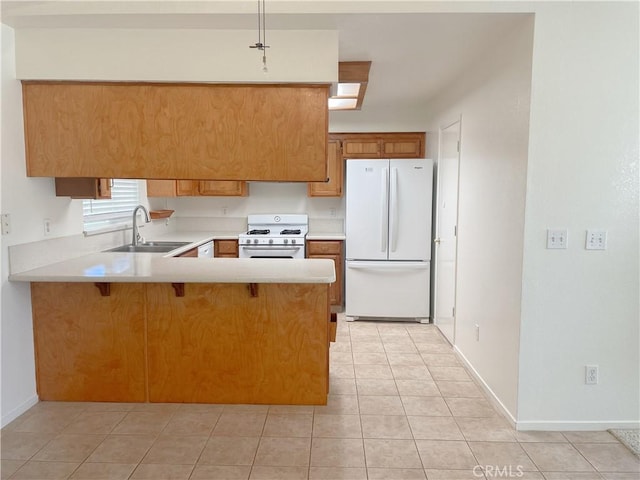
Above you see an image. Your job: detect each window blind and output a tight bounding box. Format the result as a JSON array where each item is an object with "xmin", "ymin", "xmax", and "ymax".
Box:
[{"xmin": 83, "ymin": 179, "xmax": 141, "ymax": 233}]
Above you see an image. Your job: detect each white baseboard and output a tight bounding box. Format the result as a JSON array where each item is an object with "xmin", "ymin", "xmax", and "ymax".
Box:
[
  {"xmin": 516, "ymin": 420, "xmax": 640, "ymax": 431},
  {"xmin": 453, "ymin": 346, "xmax": 640, "ymax": 432},
  {"xmin": 453, "ymin": 346, "xmax": 518, "ymax": 427},
  {"xmin": 1, "ymin": 394, "xmax": 39, "ymax": 428}
]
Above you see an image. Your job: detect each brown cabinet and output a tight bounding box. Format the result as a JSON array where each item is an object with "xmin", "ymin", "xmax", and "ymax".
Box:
[
  {"xmin": 146, "ymin": 282, "xmax": 329, "ymax": 404},
  {"xmin": 22, "ymin": 82, "xmax": 328, "ymax": 182},
  {"xmin": 214, "ymin": 239, "xmax": 239, "ymax": 258},
  {"xmin": 177, "ymin": 247, "xmax": 198, "ymax": 258},
  {"xmin": 308, "ymin": 133, "xmax": 426, "ymax": 197},
  {"xmin": 307, "ymin": 240, "xmax": 343, "ymax": 306},
  {"xmin": 308, "ymin": 140, "xmax": 343, "ymax": 197},
  {"xmin": 31, "ymin": 282, "xmax": 146, "ymax": 402},
  {"xmin": 31, "ymin": 281, "xmax": 330, "ymax": 405},
  {"xmin": 55, "ymin": 178, "xmax": 112, "ymax": 199},
  {"xmin": 198, "ymin": 180, "xmax": 249, "ymax": 196},
  {"xmin": 147, "ymin": 179, "xmax": 249, "ymax": 197},
  {"xmin": 336, "ymin": 132, "xmax": 425, "ymax": 159}
]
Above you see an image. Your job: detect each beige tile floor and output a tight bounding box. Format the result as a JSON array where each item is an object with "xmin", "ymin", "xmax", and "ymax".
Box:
[{"xmin": 2, "ymin": 318, "xmax": 639, "ymax": 480}]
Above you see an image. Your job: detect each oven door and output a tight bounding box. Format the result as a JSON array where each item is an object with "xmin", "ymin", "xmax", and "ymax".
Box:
[{"xmin": 239, "ymin": 245, "xmax": 304, "ymax": 259}]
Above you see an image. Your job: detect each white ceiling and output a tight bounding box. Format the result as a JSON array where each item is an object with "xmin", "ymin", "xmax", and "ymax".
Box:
[{"xmin": 1, "ymin": 1, "xmax": 528, "ymax": 112}]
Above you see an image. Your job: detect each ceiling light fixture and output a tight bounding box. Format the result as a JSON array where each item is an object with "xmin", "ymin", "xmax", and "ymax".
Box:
[
  {"xmin": 329, "ymin": 61, "xmax": 372, "ymax": 111},
  {"xmin": 249, "ymin": 0, "xmax": 270, "ymax": 73}
]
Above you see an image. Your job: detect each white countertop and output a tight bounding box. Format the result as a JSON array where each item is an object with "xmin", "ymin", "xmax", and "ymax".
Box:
[
  {"xmin": 306, "ymin": 233, "xmax": 346, "ymax": 241},
  {"xmin": 8, "ymin": 229, "xmax": 342, "ymax": 284},
  {"xmin": 9, "ymin": 254, "xmax": 335, "ymax": 284},
  {"xmin": 9, "ymin": 230, "xmax": 335, "ymax": 284}
]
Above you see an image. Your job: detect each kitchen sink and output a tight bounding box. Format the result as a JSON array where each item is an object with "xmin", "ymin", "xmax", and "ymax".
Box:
[{"xmin": 105, "ymin": 241, "xmax": 191, "ymax": 253}]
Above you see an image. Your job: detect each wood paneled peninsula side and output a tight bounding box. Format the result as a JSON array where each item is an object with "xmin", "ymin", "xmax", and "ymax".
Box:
[{"xmin": 10, "ymin": 255, "xmax": 335, "ymax": 405}]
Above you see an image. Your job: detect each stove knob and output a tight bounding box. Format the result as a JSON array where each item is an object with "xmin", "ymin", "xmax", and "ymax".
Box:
[
  {"xmin": 291, "ymin": 239, "xmax": 296, "ymax": 245},
  {"xmin": 253, "ymin": 239, "xmax": 259, "ymax": 244},
  {"xmin": 269, "ymin": 239, "xmax": 273, "ymax": 244},
  {"xmin": 284, "ymin": 239, "xmax": 289, "ymax": 244},
  {"xmin": 246, "ymin": 239, "xmax": 251, "ymax": 244}
]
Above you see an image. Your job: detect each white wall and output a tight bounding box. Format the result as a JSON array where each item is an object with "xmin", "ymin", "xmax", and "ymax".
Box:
[
  {"xmin": 15, "ymin": 28, "xmax": 338, "ymax": 83},
  {"xmin": 167, "ymin": 182, "xmax": 344, "ymax": 222},
  {"xmin": 0, "ymin": 26, "xmax": 168, "ymax": 425},
  {"xmin": 424, "ymin": 17, "xmax": 535, "ymax": 420},
  {"xmin": 1, "ymin": 25, "xmax": 84, "ymax": 426},
  {"xmin": 517, "ymin": 2, "xmax": 639, "ymax": 429}
]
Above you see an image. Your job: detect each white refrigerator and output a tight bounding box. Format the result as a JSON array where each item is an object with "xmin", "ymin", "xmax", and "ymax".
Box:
[{"xmin": 345, "ymin": 158, "xmax": 433, "ymax": 322}]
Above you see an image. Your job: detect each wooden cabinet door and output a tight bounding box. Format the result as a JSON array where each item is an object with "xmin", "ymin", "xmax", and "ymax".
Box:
[
  {"xmin": 177, "ymin": 247, "xmax": 198, "ymax": 257},
  {"xmin": 31, "ymin": 283, "xmax": 146, "ymax": 402},
  {"xmin": 332, "ymin": 132, "xmax": 425, "ymax": 159},
  {"xmin": 146, "ymin": 282, "xmax": 329, "ymax": 404},
  {"xmin": 308, "ymin": 140, "xmax": 343, "ymax": 197},
  {"xmin": 96, "ymin": 178, "xmax": 112, "ymax": 199},
  {"xmin": 199, "ymin": 181, "xmax": 249, "ymax": 197},
  {"xmin": 176, "ymin": 180, "xmax": 198, "ymax": 196},
  {"xmin": 383, "ymin": 137, "xmax": 424, "ymax": 158},
  {"xmin": 342, "ymin": 138, "xmax": 381, "ymax": 158},
  {"xmin": 146, "ymin": 179, "xmax": 177, "ymax": 197},
  {"xmin": 307, "ymin": 241, "xmax": 343, "ymax": 306},
  {"xmin": 55, "ymin": 178, "xmax": 112, "ymax": 199},
  {"xmin": 214, "ymin": 240, "xmax": 239, "ymax": 258}
]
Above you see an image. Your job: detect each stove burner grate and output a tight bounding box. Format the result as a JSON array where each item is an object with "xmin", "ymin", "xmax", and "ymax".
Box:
[
  {"xmin": 280, "ymin": 229, "xmax": 301, "ymax": 235},
  {"xmin": 248, "ymin": 229, "xmax": 270, "ymax": 235}
]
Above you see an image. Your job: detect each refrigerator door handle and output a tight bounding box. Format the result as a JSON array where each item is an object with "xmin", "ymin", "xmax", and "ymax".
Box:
[
  {"xmin": 381, "ymin": 167, "xmax": 389, "ymax": 252},
  {"xmin": 347, "ymin": 261, "xmax": 429, "ymax": 270},
  {"xmin": 389, "ymin": 167, "xmax": 399, "ymax": 252}
]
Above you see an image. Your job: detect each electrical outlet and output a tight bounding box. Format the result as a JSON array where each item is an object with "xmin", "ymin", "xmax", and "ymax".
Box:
[
  {"xmin": 475, "ymin": 324, "xmax": 480, "ymax": 341},
  {"xmin": 585, "ymin": 230, "xmax": 607, "ymax": 250},
  {"xmin": 547, "ymin": 229, "xmax": 568, "ymax": 249},
  {"xmin": 222, "ymin": 207, "xmax": 228, "ymax": 216},
  {"xmin": 330, "ymin": 208, "xmax": 336, "ymax": 217},
  {"xmin": 1, "ymin": 213, "xmax": 10, "ymax": 235},
  {"xmin": 43, "ymin": 218, "xmax": 52, "ymax": 236},
  {"xmin": 585, "ymin": 365, "xmax": 598, "ymax": 385}
]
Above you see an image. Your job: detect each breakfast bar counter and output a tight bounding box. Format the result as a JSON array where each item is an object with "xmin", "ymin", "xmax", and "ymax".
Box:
[
  {"xmin": 9, "ymin": 254, "xmax": 335, "ymax": 284},
  {"xmin": 11, "ymin": 255, "xmax": 335, "ymax": 406}
]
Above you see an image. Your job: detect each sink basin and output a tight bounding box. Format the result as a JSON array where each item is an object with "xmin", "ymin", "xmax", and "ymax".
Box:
[{"xmin": 105, "ymin": 241, "xmax": 191, "ymax": 253}]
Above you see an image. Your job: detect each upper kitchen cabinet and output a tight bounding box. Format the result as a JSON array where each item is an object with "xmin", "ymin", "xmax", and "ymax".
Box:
[
  {"xmin": 22, "ymin": 82, "xmax": 329, "ymax": 182},
  {"xmin": 147, "ymin": 179, "xmax": 248, "ymax": 197},
  {"xmin": 308, "ymin": 139, "xmax": 342, "ymax": 197},
  {"xmin": 338, "ymin": 132, "xmax": 425, "ymax": 159},
  {"xmin": 54, "ymin": 177, "xmax": 112, "ymax": 199}
]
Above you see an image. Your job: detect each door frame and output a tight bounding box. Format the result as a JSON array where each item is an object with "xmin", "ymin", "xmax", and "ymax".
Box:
[{"xmin": 433, "ymin": 115, "xmax": 462, "ymax": 343}]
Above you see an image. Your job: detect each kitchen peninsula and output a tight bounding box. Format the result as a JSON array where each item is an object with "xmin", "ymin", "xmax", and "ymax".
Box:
[{"xmin": 10, "ymin": 251, "xmax": 335, "ymax": 406}]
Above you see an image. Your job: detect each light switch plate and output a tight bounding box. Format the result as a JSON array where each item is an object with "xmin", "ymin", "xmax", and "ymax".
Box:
[
  {"xmin": 1, "ymin": 213, "xmax": 10, "ymax": 235},
  {"xmin": 547, "ymin": 229, "xmax": 568, "ymax": 249},
  {"xmin": 586, "ymin": 230, "xmax": 607, "ymax": 250}
]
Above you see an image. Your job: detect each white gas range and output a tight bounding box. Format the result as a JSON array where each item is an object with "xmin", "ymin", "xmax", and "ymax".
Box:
[{"xmin": 238, "ymin": 214, "xmax": 309, "ymax": 259}]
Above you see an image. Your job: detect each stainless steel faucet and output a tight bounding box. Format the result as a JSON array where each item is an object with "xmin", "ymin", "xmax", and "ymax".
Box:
[{"xmin": 132, "ymin": 205, "xmax": 150, "ymax": 246}]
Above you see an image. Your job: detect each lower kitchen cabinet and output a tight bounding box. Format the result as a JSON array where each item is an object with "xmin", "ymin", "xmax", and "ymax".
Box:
[
  {"xmin": 177, "ymin": 247, "xmax": 198, "ymax": 257},
  {"xmin": 307, "ymin": 240, "xmax": 343, "ymax": 306},
  {"xmin": 30, "ymin": 281, "xmax": 330, "ymax": 404},
  {"xmin": 146, "ymin": 179, "xmax": 249, "ymax": 197},
  {"xmin": 214, "ymin": 239, "xmax": 239, "ymax": 258},
  {"xmin": 146, "ymin": 283, "xmax": 328, "ymax": 404},
  {"xmin": 31, "ymin": 282, "xmax": 146, "ymax": 402}
]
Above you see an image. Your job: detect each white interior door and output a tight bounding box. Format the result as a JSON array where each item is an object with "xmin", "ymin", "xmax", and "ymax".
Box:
[{"xmin": 433, "ymin": 118, "xmax": 461, "ymax": 344}]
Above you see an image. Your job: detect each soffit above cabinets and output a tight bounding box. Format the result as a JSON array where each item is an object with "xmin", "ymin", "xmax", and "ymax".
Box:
[{"xmin": 14, "ymin": 28, "xmax": 338, "ymax": 83}]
